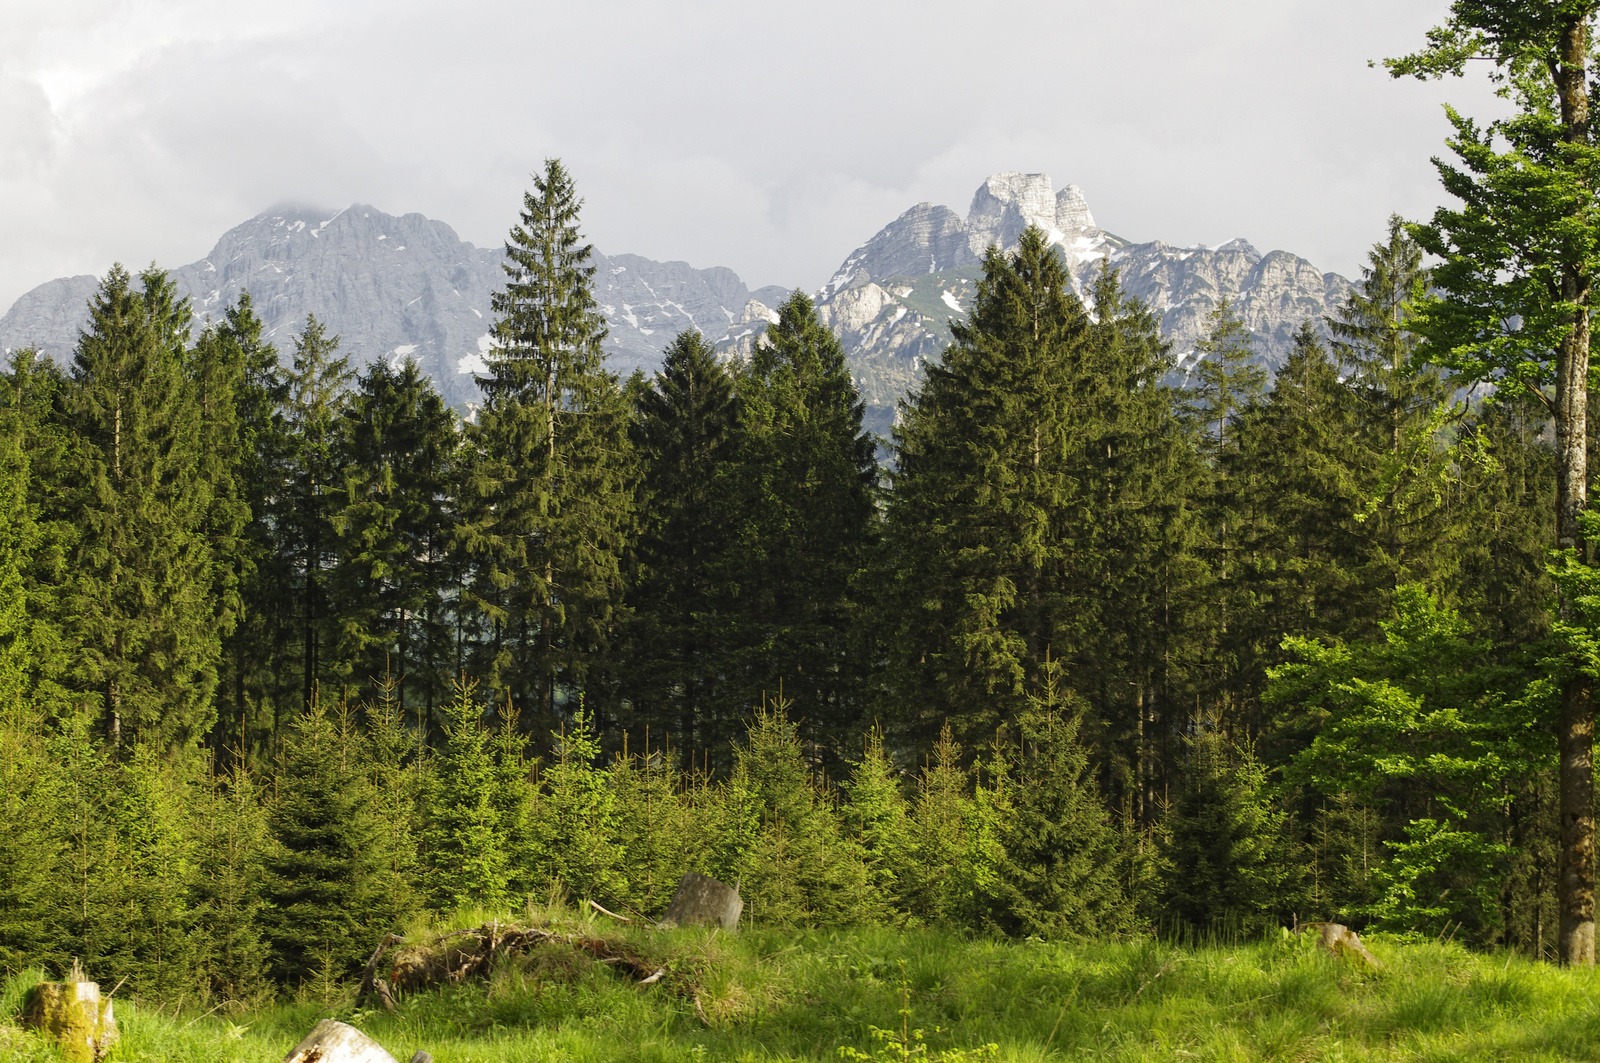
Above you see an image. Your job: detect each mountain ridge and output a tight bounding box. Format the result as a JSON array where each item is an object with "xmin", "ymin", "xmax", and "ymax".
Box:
[{"xmin": 1, "ymin": 173, "xmax": 1353, "ymax": 427}]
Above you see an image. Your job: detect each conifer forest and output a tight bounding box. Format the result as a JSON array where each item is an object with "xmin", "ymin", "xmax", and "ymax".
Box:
[{"xmin": 10, "ymin": 4, "xmax": 1600, "ymax": 1013}]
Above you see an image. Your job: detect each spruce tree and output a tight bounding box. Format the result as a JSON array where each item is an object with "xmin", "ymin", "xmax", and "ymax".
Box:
[
  {"xmin": 535, "ymin": 704, "xmax": 623, "ymax": 903},
  {"xmin": 1, "ymin": 351, "xmax": 74, "ymax": 711},
  {"xmin": 1329, "ymin": 218, "xmax": 1463, "ymax": 616},
  {"xmin": 609, "ymin": 739, "xmax": 691, "ymax": 914},
  {"xmin": 275, "ymin": 317, "xmax": 354, "ymax": 720},
  {"xmin": 1161, "ymin": 725, "xmax": 1298, "ymax": 937},
  {"xmin": 463, "ymin": 158, "xmax": 636, "ymax": 725},
  {"xmin": 991, "ymin": 667, "xmax": 1127, "ymax": 939},
  {"xmin": 1186, "ymin": 298, "xmax": 1265, "ymax": 451},
  {"xmin": 1187, "ymin": 299, "xmax": 1268, "ymax": 736},
  {"xmin": 627, "ymin": 329, "xmax": 744, "ymax": 757},
  {"xmin": 0, "ymin": 420, "xmax": 62, "ymax": 968},
  {"xmin": 209, "ymin": 293, "xmax": 289, "ymax": 762},
  {"xmin": 730, "ymin": 699, "xmax": 877, "ymax": 926},
  {"xmin": 840, "ymin": 726, "xmax": 913, "ymax": 914},
  {"xmin": 264, "ymin": 694, "xmax": 406, "ymax": 985},
  {"xmin": 903, "ymin": 725, "xmax": 973, "ymax": 926},
  {"xmin": 192, "ymin": 759, "xmax": 272, "ymax": 1000},
  {"xmin": 733, "ymin": 293, "xmax": 878, "ymax": 756},
  {"xmin": 330, "ymin": 358, "xmax": 458, "ymax": 709},
  {"xmin": 424, "ymin": 676, "xmax": 512, "ymax": 911},
  {"xmin": 96, "ymin": 744, "xmax": 200, "ymax": 998},
  {"xmin": 60, "ymin": 265, "xmax": 219, "ymax": 753},
  {"xmin": 187, "ymin": 315, "xmax": 251, "ymax": 704},
  {"xmin": 1222, "ymin": 323, "xmax": 1365, "ymax": 745},
  {"xmin": 1073, "ymin": 265, "xmax": 1204, "ymax": 824},
  {"xmin": 882, "ymin": 226, "xmax": 1093, "ymax": 743}
]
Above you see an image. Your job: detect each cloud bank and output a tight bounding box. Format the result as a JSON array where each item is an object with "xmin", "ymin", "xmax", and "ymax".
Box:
[{"xmin": 0, "ymin": 0, "xmax": 1502, "ymax": 310}]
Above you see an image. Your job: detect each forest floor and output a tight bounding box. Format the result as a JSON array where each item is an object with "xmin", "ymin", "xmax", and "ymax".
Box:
[{"xmin": 5, "ymin": 910, "xmax": 1600, "ymax": 1063}]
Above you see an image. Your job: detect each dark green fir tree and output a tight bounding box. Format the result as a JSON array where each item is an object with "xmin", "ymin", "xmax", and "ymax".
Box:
[
  {"xmin": 330, "ymin": 358, "xmax": 459, "ymax": 711},
  {"xmin": 275, "ymin": 316, "xmax": 354, "ymax": 721},
  {"xmin": 60, "ymin": 265, "xmax": 219, "ymax": 754},
  {"xmin": 626, "ymin": 329, "xmax": 744, "ymax": 757},
  {"xmin": 882, "ymin": 226, "xmax": 1092, "ymax": 744},
  {"xmin": 733, "ymin": 292, "xmax": 878, "ymax": 756},
  {"xmin": 462, "ymin": 157, "xmax": 636, "ymax": 727}
]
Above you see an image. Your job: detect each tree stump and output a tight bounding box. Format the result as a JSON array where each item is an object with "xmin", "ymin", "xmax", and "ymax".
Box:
[
  {"xmin": 660, "ymin": 872, "xmax": 743, "ymax": 930},
  {"xmin": 282, "ymin": 1019, "xmax": 397, "ymax": 1063},
  {"xmin": 1299, "ymin": 922, "xmax": 1382, "ymax": 970},
  {"xmin": 21, "ymin": 980, "xmax": 117, "ymax": 1063}
]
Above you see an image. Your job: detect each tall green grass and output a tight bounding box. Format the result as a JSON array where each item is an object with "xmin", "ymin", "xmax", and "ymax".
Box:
[{"xmin": 6, "ymin": 914, "xmax": 1600, "ymax": 1062}]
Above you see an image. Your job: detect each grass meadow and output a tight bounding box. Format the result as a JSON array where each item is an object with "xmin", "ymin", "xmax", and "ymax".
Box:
[{"xmin": 6, "ymin": 910, "xmax": 1600, "ymax": 1062}]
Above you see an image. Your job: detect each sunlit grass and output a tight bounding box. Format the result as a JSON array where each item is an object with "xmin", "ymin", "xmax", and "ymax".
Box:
[{"xmin": 6, "ymin": 915, "xmax": 1600, "ymax": 1062}]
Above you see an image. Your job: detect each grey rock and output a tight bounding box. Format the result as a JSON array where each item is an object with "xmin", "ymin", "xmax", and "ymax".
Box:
[
  {"xmin": 282, "ymin": 1019, "xmax": 395, "ymax": 1063},
  {"xmin": 1, "ymin": 205, "xmax": 789, "ymax": 409},
  {"xmin": 660, "ymin": 871, "xmax": 743, "ymax": 931},
  {"xmin": 3, "ymin": 174, "xmax": 1351, "ymax": 435},
  {"xmin": 794, "ymin": 172, "xmax": 1354, "ymax": 433},
  {"xmin": 1055, "ymin": 184, "xmax": 1095, "ymax": 232}
]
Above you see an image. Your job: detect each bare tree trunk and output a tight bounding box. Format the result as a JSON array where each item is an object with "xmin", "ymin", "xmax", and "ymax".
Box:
[{"xmin": 1555, "ymin": 12, "xmax": 1595, "ymax": 967}]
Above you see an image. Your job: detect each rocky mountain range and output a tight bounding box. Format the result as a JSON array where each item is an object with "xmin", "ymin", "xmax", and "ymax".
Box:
[
  {"xmin": 0, "ymin": 205, "xmax": 788, "ymax": 410},
  {"xmin": 798, "ymin": 172, "xmax": 1354, "ymax": 436},
  {"xmin": 0, "ymin": 173, "xmax": 1353, "ymax": 432}
]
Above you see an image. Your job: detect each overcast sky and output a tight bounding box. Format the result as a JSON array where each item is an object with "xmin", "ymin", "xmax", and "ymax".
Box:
[{"xmin": 0, "ymin": 0, "xmax": 1503, "ymax": 312}]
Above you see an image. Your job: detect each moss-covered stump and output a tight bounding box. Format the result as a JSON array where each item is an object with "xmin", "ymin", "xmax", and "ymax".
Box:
[{"xmin": 21, "ymin": 981, "xmax": 117, "ymax": 1063}]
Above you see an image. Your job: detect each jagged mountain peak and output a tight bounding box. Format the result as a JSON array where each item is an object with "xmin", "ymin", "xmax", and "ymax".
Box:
[
  {"xmin": 0, "ymin": 201, "xmax": 788, "ymax": 408},
  {"xmin": 798, "ymin": 171, "xmax": 1352, "ymax": 438}
]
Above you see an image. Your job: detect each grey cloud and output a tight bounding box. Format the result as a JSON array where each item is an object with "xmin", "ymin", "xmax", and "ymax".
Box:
[{"xmin": 0, "ymin": 0, "xmax": 1505, "ymax": 312}]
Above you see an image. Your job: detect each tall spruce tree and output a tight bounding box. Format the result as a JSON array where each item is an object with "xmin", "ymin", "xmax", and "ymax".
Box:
[
  {"xmin": 275, "ymin": 316, "xmax": 353, "ymax": 722},
  {"xmin": 330, "ymin": 358, "xmax": 458, "ymax": 710},
  {"xmin": 733, "ymin": 292, "xmax": 878, "ymax": 755},
  {"xmin": 1389, "ymin": 3, "xmax": 1600, "ymax": 963},
  {"xmin": 209, "ymin": 293, "xmax": 288, "ymax": 762},
  {"xmin": 626, "ymin": 330, "xmax": 743, "ymax": 756},
  {"xmin": 61, "ymin": 265, "xmax": 218, "ymax": 753},
  {"xmin": 1222, "ymin": 324, "xmax": 1364, "ymax": 744},
  {"xmin": 0, "ymin": 383, "xmax": 61, "ymax": 970},
  {"xmin": 1188, "ymin": 299, "xmax": 1268, "ymax": 735},
  {"xmin": 1329, "ymin": 218, "xmax": 1464, "ymax": 616},
  {"xmin": 2, "ymin": 351, "xmax": 74, "ymax": 711},
  {"xmin": 463, "ymin": 158, "xmax": 635, "ymax": 726},
  {"xmin": 882, "ymin": 227, "xmax": 1094, "ymax": 743},
  {"xmin": 1074, "ymin": 265, "xmax": 1204, "ymax": 821}
]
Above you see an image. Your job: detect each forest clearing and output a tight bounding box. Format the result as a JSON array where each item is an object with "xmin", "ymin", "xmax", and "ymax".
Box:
[{"xmin": 4, "ymin": 908, "xmax": 1598, "ymax": 1063}]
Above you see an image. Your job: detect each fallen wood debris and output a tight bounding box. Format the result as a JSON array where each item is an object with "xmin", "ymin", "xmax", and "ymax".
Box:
[
  {"xmin": 587, "ymin": 898, "xmax": 635, "ymax": 922},
  {"xmin": 359, "ymin": 921, "xmax": 683, "ymax": 1011}
]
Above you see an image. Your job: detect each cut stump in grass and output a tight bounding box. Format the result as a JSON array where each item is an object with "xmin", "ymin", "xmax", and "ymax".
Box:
[
  {"xmin": 1300, "ymin": 922, "xmax": 1383, "ymax": 970},
  {"xmin": 281, "ymin": 1019, "xmax": 396, "ymax": 1063},
  {"xmin": 660, "ymin": 872, "xmax": 743, "ymax": 930},
  {"xmin": 21, "ymin": 980, "xmax": 117, "ymax": 1063}
]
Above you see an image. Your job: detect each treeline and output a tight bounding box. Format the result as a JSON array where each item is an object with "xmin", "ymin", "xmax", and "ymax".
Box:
[{"xmin": 0, "ymin": 159, "xmax": 1586, "ymax": 999}]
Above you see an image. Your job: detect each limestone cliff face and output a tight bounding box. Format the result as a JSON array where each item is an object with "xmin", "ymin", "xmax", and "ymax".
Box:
[
  {"xmin": 0, "ymin": 204, "xmax": 787, "ymax": 409},
  {"xmin": 794, "ymin": 173, "xmax": 1352, "ymax": 433}
]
